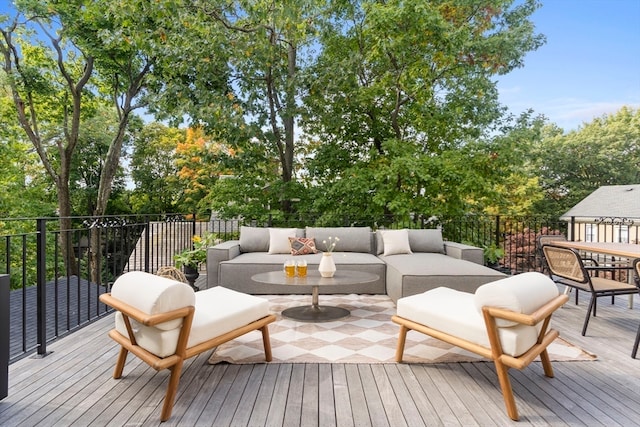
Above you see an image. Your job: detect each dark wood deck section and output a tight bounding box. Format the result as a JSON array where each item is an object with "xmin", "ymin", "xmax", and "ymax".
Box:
[{"xmin": 2, "ymin": 286, "xmax": 639, "ymax": 426}]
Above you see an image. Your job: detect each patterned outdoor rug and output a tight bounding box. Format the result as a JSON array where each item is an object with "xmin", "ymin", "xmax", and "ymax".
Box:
[{"xmin": 207, "ymin": 294, "xmax": 597, "ymax": 364}]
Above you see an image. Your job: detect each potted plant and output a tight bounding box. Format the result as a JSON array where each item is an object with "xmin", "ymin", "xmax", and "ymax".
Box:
[
  {"xmin": 174, "ymin": 233, "xmax": 216, "ymax": 289},
  {"xmin": 483, "ymin": 243, "xmax": 505, "ymax": 268}
]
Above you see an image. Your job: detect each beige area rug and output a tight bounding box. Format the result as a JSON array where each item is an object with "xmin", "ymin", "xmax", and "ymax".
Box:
[{"xmin": 208, "ymin": 294, "xmax": 597, "ymax": 364}]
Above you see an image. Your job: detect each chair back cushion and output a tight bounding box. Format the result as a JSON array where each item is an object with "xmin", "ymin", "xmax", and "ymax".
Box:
[
  {"xmin": 474, "ymin": 272, "xmax": 559, "ymax": 327},
  {"xmin": 111, "ymin": 271, "xmax": 195, "ymax": 331}
]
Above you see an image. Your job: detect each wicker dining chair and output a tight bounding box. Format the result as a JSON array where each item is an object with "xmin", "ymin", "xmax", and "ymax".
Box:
[{"xmin": 542, "ymin": 244, "xmax": 639, "ymax": 336}]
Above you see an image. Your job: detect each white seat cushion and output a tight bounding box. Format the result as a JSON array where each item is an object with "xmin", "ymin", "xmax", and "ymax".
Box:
[
  {"xmin": 397, "ymin": 287, "xmax": 542, "ymax": 357},
  {"xmin": 115, "ymin": 285, "xmax": 270, "ymax": 358},
  {"xmin": 188, "ymin": 287, "xmax": 270, "ymax": 348}
]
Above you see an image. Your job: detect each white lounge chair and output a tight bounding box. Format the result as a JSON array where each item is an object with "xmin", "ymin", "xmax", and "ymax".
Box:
[
  {"xmin": 99, "ymin": 271, "xmax": 276, "ymax": 421},
  {"xmin": 392, "ymin": 272, "xmax": 568, "ymax": 421}
]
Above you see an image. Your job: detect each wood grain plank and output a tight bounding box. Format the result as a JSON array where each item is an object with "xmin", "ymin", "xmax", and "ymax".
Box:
[
  {"xmin": 231, "ymin": 363, "xmax": 267, "ymax": 426},
  {"xmin": 247, "ymin": 363, "xmax": 279, "ymax": 426},
  {"xmin": 331, "ymin": 364, "xmax": 355, "ymax": 427},
  {"xmin": 318, "ymin": 364, "xmax": 337, "ymax": 427},
  {"xmin": 343, "ymin": 364, "xmax": 371, "ymax": 426},
  {"xmin": 283, "ymin": 364, "xmax": 305, "ymax": 427},
  {"xmin": 265, "ymin": 364, "xmax": 293, "ymax": 427},
  {"xmin": 356, "ymin": 364, "xmax": 390, "ymax": 427}
]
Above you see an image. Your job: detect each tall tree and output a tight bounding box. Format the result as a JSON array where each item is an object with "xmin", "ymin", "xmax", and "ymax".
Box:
[
  {"xmin": 302, "ymin": 0, "xmax": 545, "ymax": 221},
  {"xmin": 533, "ymin": 106, "xmax": 640, "ymax": 216},
  {"xmin": 1, "ymin": 1, "xmax": 153, "ymax": 275},
  {"xmin": 187, "ymin": 0, "xmax": 328, "ymax": 214},
  {"xmin": 130, "ymin": 123, "xmax": 184, "ymax": 214}
]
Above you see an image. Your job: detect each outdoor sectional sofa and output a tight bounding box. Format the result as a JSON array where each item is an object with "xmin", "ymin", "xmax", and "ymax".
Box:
[{"xmin": 206, "ymin": 226, "xmax": 506, "ymax": 303}]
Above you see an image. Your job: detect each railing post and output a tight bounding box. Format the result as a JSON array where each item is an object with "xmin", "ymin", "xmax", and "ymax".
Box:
[
  {"xmin": 494, "ymin": 215, "xmax": 501, "ymax": 247},
  {"xmin": 144, "ymin": 215, "xmax": 150, "ymax": 272},
  {"xmin": 570, "ymin": 216, "xmax": 576, "ymax": 241},
  {"xmin": 0, "ymin": 274, "xmax": 9, "ymax": 399},
  {"xmin": 36, "ymin": 218, "xmax": 50, "ymax": 357}
]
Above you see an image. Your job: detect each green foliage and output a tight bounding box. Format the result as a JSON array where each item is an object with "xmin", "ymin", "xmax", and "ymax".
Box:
[
  {"xmin": 532, "ymin": 107, "xmax": 640, "ymax": 216},
  {"xmin": 129, "ymin": 122, "xmax": 184, "ymax": 214},
  {"xmin": 299, "ymin": 0, "xmax": 545, "ymax": 219},
  {"xmin": 173, "ymin": 233, "xmax": 216, "ymax": 268},
  {"xmin": 483, "ymin": 243, "xmax": 505, "ymax": 265}
]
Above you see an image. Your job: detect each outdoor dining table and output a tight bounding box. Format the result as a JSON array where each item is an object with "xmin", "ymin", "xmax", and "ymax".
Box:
[{"xmin": 550, "ymin": 240, "xmax": 640, "ymax": 307}]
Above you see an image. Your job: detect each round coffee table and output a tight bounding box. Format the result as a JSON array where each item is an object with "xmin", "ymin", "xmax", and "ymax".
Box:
[{"xmin": 251, "ymin": 270, "xmax": 379, "ymax": 322}]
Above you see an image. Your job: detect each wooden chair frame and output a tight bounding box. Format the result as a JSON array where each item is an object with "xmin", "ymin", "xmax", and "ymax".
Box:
[
  {"xmin": 392, "ymin": 293, "xmax": 569, "ymax": 421},
  {"xmin": 99, "ymin": 293, "xmax": 276, "ymax": 422}
]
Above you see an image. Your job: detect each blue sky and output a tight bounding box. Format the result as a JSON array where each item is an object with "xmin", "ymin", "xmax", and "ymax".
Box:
[
  {"xmin": 497, "ymin": 0, "xmax": 640, "ymax": 131},
  {"xmin": 2, "ymin": 0, "xmax": 638, "ymax": 132}
]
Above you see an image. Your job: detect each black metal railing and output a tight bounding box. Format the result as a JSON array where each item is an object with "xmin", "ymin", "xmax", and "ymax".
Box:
[
  {"xmin": 2, "ymin": 212, "xmax": 638, "ymax": 363},
  {"xmin": 1, "ymin": 213, "xmax": 219, "ymax": 362}
]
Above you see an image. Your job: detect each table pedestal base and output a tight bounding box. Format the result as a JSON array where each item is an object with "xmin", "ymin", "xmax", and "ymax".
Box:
[
  {"xmin": 281, "ymin": 305, "xmax": 350, "ymax": 322},
  {"xmin": 281, "ymin": 285, "xmax": 350, "ymax": 322}
]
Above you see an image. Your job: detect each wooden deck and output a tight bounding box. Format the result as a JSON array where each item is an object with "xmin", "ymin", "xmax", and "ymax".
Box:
[{"xmin": 2, "ymin": 283, "xmax": 639, "ymax": 427}]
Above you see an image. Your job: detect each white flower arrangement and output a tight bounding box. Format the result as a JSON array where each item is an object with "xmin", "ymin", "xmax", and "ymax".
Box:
[{"xmin": 322, "ymin": 236, "xmax": 340, "ymax": 253}]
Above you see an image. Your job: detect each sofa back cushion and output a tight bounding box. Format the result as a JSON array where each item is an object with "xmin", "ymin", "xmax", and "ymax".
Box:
[
  {"xmin": 306, "ymin": 226, "xmax": 373, "ymax": 253},
  {"xmin": 473, "ymin": 272, "xmax": 559, "ymax": 327},
  {"xmin": 239, "ymin": 226, "xmax": 269, "ymax": 252},
  {"xmin": 408, "ymin": 229, "xmax": 445, "ymax": 254},
  {"xmin": 376, "ymin": 228, "xmax": 445, "ymax": 255},
  {"xmin": 239, "ymin": 226, "xmax": 304, "ymax": 253},
  {"xmin": 379, "ymin": 229, "xmax": 413, "ymax": 256}
]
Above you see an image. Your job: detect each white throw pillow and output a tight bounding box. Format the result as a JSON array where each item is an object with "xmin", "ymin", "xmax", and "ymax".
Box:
[
  {"xmin": 381, "ymin": 229, "xmax": 413, "ymax": 256},
  {"xmin": 268, "ymin": 228, "xmax": 297, "ymax": 254}
]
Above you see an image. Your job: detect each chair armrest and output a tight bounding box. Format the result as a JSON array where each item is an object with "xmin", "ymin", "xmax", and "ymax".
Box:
[
  {"xmin": 206, "ymin": 240, "xmax": 241, "ymax": 287},
  {"xmin": 100, "ymin": 293, "xmax": 194, "ymax": 326},
  {"xmin": 444, "ymin": 241, "xmax": 484, "ymax": 265},
  {"xmin": 483, "ymin": 294, "xmax": 569, "ymax": 326}
]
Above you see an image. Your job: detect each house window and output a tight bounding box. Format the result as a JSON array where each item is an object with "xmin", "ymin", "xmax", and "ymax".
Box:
[
  {"xmin": 585, "ymin": 224, "xmax": 596, "ymax": 242},
  {"xmin": 613, "ymin": 225, "xmax": 629, "ymax": 243}
]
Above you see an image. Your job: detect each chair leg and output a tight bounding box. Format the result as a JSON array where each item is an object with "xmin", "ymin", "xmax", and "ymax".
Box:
[
  {"xmin": 395, "ymin": 325, "xmax": 408, "ymax": 362},
  {"xmin": 494, "ymin": 360, "xmax": 519, "ymax": 421},
  {"xmin": 160, "ymin": 360, "xmax": 184, "ymax": 422},
  {"xmin": 582, "ymin": 296, "xmax": 596, "ymax": 336},
  {"xmin": 632, "ymin": 323, "xmax": 640, "ymax": 359},
  {"xmin": 113, "ymin": 347, "xmax": 128, "ymax": 379},
  {"xmin": 260, "ymin": 325, "xmax": 273, "ymax": 362},
  {"xmin": 539, "ymin": 349, "xmax": 555, "ymax": 378}
]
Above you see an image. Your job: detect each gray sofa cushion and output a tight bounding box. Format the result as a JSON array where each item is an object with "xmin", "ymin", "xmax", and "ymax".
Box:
[
  {"xmin": 306, "ymin": 227, "xmax": 373, "ymax": 253},
  {"xmin": 239, "ymin": 226, "xmax": 304, "ymax": 253},
  {"xmin": 376, "ymin": 228, "xmax": 445, "ymax": 254},
  {"xmin": 381, "ymin": 253, "xmax": 506, "ymax": 303},
  {"xmin": 408, "ymin": 229, "xmax": 445, "ymax": 254},
  {"xmin": 239, "ymin": 226, "xmax": 269, "ymax": 253}
]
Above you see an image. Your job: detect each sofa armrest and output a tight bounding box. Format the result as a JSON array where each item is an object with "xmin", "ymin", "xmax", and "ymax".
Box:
[
  {"xmin": 206, "ymin": 240, "xmax": 241, "ymax": 287},
  {"xmin": 444, "ymin": 242, "xmax": 484, "ymax": 265}
]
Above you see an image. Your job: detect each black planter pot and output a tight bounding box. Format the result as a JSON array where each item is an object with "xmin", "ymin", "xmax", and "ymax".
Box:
[{"xmin": 183, "ymin": 265, "xmax": 200, "ymax": 291}]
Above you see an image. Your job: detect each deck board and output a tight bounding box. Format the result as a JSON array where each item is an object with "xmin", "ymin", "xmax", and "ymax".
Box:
[{"xmin": 2, "ymin": 288, "xmax": 640, "ymax": 427}]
